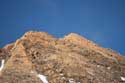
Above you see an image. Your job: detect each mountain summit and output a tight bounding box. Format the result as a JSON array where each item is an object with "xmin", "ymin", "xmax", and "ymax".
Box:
[{"xmin": 0, "ymin": 31, "xmax": 125, "ymax": 83}]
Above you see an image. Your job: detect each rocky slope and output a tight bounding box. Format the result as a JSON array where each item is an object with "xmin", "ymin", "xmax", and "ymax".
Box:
[{"xmin": 0, "ymin": 31, "xmax": 125, "ymax": 83}]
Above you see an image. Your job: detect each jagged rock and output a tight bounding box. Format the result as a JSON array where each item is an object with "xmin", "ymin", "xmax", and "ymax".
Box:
[{"xmin": 0, "ymin": 31, "xmax": 125, "ymax": 83}]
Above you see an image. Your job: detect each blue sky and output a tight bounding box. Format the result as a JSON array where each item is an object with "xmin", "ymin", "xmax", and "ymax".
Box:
[{"xmin": 0, "ymin": 0, "xmax": 125, "ymax": 55}]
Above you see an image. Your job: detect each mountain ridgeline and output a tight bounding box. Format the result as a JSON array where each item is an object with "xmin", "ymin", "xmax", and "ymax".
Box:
[{"xmin": 0, "ymin": 31, "xmax": 125, "ymax": 83}]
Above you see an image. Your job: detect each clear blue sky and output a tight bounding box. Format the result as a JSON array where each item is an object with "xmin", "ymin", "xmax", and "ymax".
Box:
[{"xmin": 0, "ymin": 0, "xmax": 125, "ymax": 55}]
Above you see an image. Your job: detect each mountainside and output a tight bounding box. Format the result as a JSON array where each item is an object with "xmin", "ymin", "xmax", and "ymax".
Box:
[{"xmin": 0, "ymin": 31, "xmax": 125, "ymax": 83}]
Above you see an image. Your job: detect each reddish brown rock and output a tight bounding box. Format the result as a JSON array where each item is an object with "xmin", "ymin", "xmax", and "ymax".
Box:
[{"xmin": 0, "ymin": 31, "xmax": 125, "ymax": 83}]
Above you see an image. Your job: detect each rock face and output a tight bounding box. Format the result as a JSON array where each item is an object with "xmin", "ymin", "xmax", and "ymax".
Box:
[{"xmin": 0, "ymin": 31, "xmax": 125, "ymax": 83}]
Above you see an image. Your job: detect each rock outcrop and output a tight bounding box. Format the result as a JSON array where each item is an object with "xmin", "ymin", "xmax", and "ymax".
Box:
[{"xmin": 0, "ymin": 31, "xmax": 125, "ymax": 83}]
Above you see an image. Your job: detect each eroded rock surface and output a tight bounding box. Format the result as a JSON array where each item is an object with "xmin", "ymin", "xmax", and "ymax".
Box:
[{"xmin": 0, "ymin": 31, "xmax": 125, "ymax": 83}]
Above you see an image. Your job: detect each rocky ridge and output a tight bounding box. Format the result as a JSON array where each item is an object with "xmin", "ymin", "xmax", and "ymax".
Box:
[{"xmin": 0, "ymin": 31, "xmax": 125, "ymax": 83}]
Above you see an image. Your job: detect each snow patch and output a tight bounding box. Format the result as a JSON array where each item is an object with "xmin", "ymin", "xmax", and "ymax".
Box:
[
  {"xmin": 69, "ymin": 78, "xmax": 75, "ymax": 83},
  {"xmin": 59, "ymin": 73, "xmax": 64, "ymax": 76},
  {"xmin": 107, "ymin": 67, "xmax": 111, "ymax": 70},
  {"xmin": 61, "ymin": 77, "xmax": 66, "ymax": 80},
  {"xmin": 59, "ymin": 73, "xmax": 66, "ymax": 80},
  {"xmin": 0, "ymin": 59, "xmax": 5, "ymax": 71},
  {"xmin": 68, "ymin": 78, "xmax": 81, "ymax": 83},
  {"xmin": 37, "ymin": 74, "xmax": 49, "ymax": 83},
  {"xmin": 121, "ymin": 77, "xmax": 125, "ymax": 81},
  {"xmin": 30, "ymin": 70, "xmax": 49, "ymax": 83},
  {"xmin": 97, "ymin": 65, "xmax": 100, "ymax": 68}
]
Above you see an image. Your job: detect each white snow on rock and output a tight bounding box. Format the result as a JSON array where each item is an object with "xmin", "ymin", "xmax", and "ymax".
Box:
[
  {"xmin": 61, "ymin": 77, "xmax": 66, "ymax": 80},
  {"xmin": 37, "ymin": 74, "xmax": 49, "ymax": 83},
  {"xmin": 69, "ymin": 78, "xmax": 75, "ymax": 83},
  {"xmin": 107, "ymin": 67, "xmax": 111, "ymax": 70},
  {"xmin": 0, "ymin": 59, "xmax": 5, "ymax": 71},
  {"xmin": 30, "ymin": 70, "xmax": 49, "ymax": 83},
  {"xmin": 68, "ymin": 78, "xmax": 81, "ymax": 83},
  {"xmin": 97, "ymin": 65, "xmax": 100, "ymax": 68},
  {"xmin": 59, "ymin": 73, "xmax": 64, "ymax": 76},
  {"xmin": 121, "ymin": 77, "xmax": 125, "ymax": 81}
]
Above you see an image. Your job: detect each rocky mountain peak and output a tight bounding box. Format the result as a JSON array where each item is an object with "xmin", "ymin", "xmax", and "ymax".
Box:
[
  {"xmin": 64, "ymin": 33, "xmax": 90, "ymax": 45},
  {"xmin": 21, "ymin": 31, "xmax": 54, "ymax": 41},
  {"xmin": 0, "ymin": 31, "xmax": 125, "ymax": 83}
]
